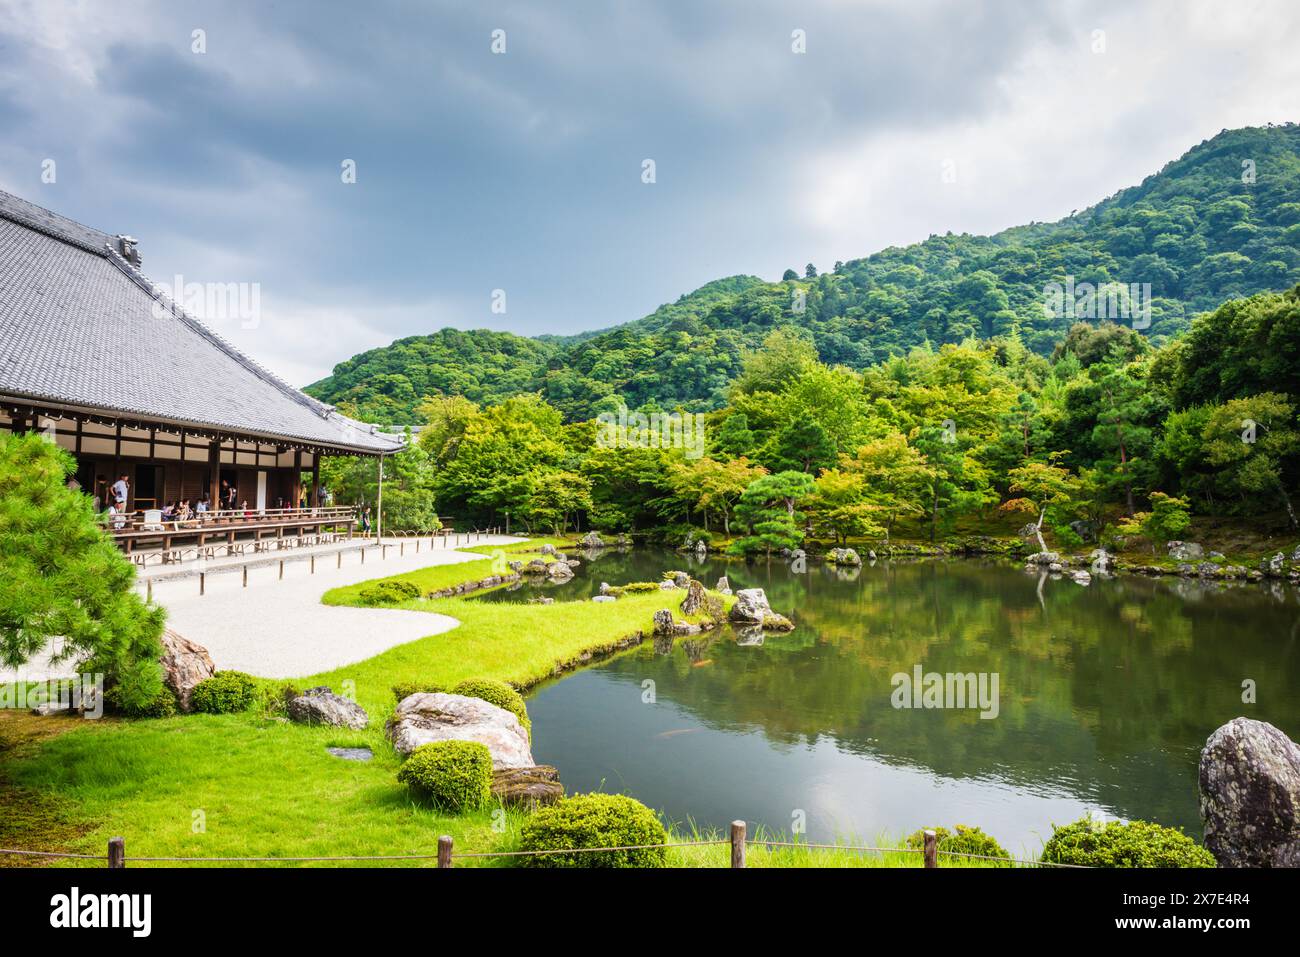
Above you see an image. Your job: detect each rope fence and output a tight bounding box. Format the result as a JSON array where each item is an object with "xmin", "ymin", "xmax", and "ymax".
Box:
[{"xmin": 0, "ymin": 825, "xmax": 1090, "ymax": 869}]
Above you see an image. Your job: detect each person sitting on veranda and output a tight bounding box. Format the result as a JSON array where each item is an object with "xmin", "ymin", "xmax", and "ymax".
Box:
[
  {"xmin": 107, "ymin": 501, "xmax": 125, "ymax": 530},
  {"xmin": 195, "ymin": 495, "xmax": 209, "ymax": 514},
  {"xmin": 176, "ymin": 499, "xmax": 194, "ymax": 523},
  {"xmin": 241, "ymin": 499, "xmax": 252, "ymax": 517},
  {"xmin": 160, "ymin": 501, "xmax": 176, "ymax": 521}
]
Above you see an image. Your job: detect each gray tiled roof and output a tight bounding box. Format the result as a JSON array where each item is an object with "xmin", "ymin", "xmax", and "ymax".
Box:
[{"xmin": 0, "ymin": 190, "xmax": 402, "ymax": 454}]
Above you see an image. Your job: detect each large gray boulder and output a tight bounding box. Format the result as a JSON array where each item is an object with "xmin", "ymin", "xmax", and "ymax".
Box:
[
  {"xmin": 715, "ymin": 576, "xmax": 732, "ymax": 596},
  {"xmin": 579, "ymin": 531, "xmax": 604, "ymax": 548},
  {"xmin": 159, "ymin": 629, "xmax": 214, "ymax": 712},
  {"xmin": 827, "ymin": 547, "xmax": 861, "ymax": 567},
  {"xmin": 1168, "ymin": 541, "xmax": 1205, "ymax": 561},
  {"xmin": 287, "ymin": 687, "xmax": 369, "ymax": 730},
  {"xmin": 1199, "ymin": 717, "xmax": 1300, "ymax": 867},
  {"xmin": 546, "ymin": 560, "xmax": 574, "ymax": 581},
  {"xmin": 387, "ymin": 692, "xmax": 534, "ymax": 768}
]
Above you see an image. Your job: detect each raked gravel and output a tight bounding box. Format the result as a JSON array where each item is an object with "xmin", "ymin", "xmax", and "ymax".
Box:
[{"xmin": 4, "ymin": 535, "xmax": 528, "ymax": 683}]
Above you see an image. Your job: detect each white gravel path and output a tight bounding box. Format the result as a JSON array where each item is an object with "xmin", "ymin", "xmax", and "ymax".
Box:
[{"xmin": 3, "ymin": 535, "xmax": 529, "ymax": 683}]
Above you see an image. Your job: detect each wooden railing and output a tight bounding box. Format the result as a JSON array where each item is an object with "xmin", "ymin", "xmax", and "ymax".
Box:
[{"xmin": 99, "ymin": 505, "xmax": 358, "ymax": 536}]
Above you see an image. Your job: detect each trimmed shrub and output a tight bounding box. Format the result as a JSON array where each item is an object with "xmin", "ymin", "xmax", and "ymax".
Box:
[
  {"xmin": 907, "ymin": 825, "xmax": 1009, "ymax": 862},
  {"xmin": 356, "ymin": 579, "xmax": 421, "ymax": 607},
  {"xmin": 622, "ymin": 581, "xmax": 660, "ymax": 594},
  {"xmin": 518, "ymin": 793, "xmax": 667, "ymax": 868},
  {"xmin": 1040, "ymin": 816, "xmax": 1215, "ymax": 868},
  {"xmin": 392, "ymin": 681, "xmax": 445, "ymax": 703},
  {"xmin": 397, "ymin": 741, "xmax": 493, "ymax": 812},
  {"xmin": 190, "ymin": 671, "xmax": 258, "ymax": 715},
  {"xmin": 452, "ymin": 678, "xmax": 531, "ymax": 738}
]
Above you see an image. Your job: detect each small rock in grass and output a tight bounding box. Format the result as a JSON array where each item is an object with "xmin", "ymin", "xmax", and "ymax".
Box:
[
  {"xmin": 288, "ymin": 687, "xmax": 369, "ymax": 730},
  {"xmin": 326, "ymin": 746, "xmax": 373, "ymax": 762}
]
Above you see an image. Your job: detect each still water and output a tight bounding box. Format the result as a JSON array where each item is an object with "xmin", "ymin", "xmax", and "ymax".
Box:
[{"xmin": 478, "ymin": 548, "xmax": 1300, "ymax": 852}]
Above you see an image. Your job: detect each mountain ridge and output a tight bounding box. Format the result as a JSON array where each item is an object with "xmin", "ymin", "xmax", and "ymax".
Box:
[{"xmin": 306, "ymin": 123, "xmax": 1300, "ymax": 423}]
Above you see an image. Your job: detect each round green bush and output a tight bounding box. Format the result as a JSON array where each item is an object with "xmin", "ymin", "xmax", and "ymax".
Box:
[
  {"xmin": 517, "ymin": 793, "xmax": 667, "ymax": 868},
  {"xmin": 452, "ymin": 678, "xmax": 531, "ymax": 738},
  {"xmin": 356, "ymin": 579, "xmax": 421, "ymax": 607},
  {"xmin": 1040, "ymin": 816, "xmax": 1215, "ymax": 868},
  {"xmin": 907, "ymin": 824, "xmax": 1009, "ymax": 862},
  {"xmin": 392, "ymin": 681, "xmax": 446, "ymax": 703},
  {"xmin": 189, "ymin": 671, "xmax": 258, "ymax": 715},
  {"xmin": 396, "ymin": 741, "xmax": 493, "ymax": 812}
]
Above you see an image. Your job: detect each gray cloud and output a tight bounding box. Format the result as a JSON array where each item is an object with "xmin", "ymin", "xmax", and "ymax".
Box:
[{"xmin": 0, "ymin": 0, "xmax": 1294, "ymax": 385}]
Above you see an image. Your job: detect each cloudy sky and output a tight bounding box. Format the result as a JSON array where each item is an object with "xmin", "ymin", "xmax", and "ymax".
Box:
[{"xmin": 1, "ymin": 0, "xmax": 1297, "ymax": 386}]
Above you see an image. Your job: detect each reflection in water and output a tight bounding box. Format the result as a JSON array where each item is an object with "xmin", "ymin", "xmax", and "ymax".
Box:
[{"xmin": 493, "ymin": 548, "xmax": 1300, "ymax": 852}]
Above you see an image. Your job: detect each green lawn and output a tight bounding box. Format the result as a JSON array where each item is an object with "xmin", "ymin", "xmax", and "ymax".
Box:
[{"xmin": 0, "ymin": 539, "xmax": 1014, "ymax": 868}]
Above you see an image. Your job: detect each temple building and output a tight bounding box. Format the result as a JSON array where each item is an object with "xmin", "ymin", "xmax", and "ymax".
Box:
[{"xmin": 0, "ymin": 189, "xmax": 401, "ymax": 524}]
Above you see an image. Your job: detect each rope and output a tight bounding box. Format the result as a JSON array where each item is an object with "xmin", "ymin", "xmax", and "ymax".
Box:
[{"xmin": 1, "ymin": 840, "xmax": 1088, "ymax": 867}]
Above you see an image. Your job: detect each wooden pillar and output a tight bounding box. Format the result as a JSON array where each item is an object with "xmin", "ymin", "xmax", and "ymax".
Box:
[
  {"xmin": 208, "ymin": 435, "xmax": 221, "ymax": 513},
  {"xmin": 375, "ymin": 454, "xmax": 384, "ymax": 542},
  {"xmin": 311, "ymin": 454, "xmax": 320, "ymax": 508},
  {"xmin": 292, "ymin": 450, "xmax": 302, "ymax": 511}
]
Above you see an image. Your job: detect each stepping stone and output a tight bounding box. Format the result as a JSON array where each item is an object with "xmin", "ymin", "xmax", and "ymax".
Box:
[{"xmin": 326, "ymin": 746, "xmax": 373, "ymax": 762}]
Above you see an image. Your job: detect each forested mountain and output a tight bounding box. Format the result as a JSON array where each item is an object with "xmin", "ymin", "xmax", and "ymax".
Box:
[{"xmin": 307, "ymin": 124, "xmax": 1300, "ymax": 424}]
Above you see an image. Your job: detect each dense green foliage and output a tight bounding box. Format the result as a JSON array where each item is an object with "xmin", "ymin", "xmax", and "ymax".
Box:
[
  {"xmin": 307, "ymin": 126, "xmax": 1300, "ymax": 424},
  {"xmin": 906, "ymin": 824, "xmax": 1010, "ymax": 861},
  {"xmin": 382, "ymin": 283, "xmax": 1300, "ymax": 551},
  {"xmin": 1040, "ymin": 816, "xmax": 1216, "ymax": 868},
  {"xmin": 517, "ymin": 793, "xmax": 668, "ymax": 867},
  {"xmin": 189, "ymin": 671, "xmax": 259, "ymax": 715},
  {"xmin": 451, "ymin": 678, "xmax": 531, "ymax": 738},
  {"xmin": 0, "ymin": 432, "xmax": 165, "ymax": 712},
  {"xmin": 396, "ymin": 740, "xmax": 494, "ymax": 812}
]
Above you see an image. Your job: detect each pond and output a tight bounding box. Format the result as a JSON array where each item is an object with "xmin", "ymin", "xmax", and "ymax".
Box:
[{"xmin": 480, "ymin": 546, "xmax": 1300, "ymax": 853}]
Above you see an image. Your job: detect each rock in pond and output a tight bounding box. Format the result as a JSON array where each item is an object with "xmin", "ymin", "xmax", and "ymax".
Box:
[
  {"xmin": 1199, "ymin": 717, "xmax": 1300, "ymax": 867},
  {"xmin": 547, "ymin": 560, "xmax": 574, "ymax": 581},
  {"xmin": 728, "ymin": 587, "xmax": 794, "ymax": 631},
  {"xmin": 728, "ymin": 587, "xmax": 772, "ymax": 623},
  {"xmin": 387, "ymin": 692, "xmax": 534, "ymax": 768},
  {"xmin": 288, "ymin": 687, "xmax": 369, "ymax": 730},
  {"xmin": 579, "ymin": 531, "xmax": 604, "ymax": 548},
  {"xmin": 492, "ymin": 765, "xmax": 564, "ymax": 808},
  {"xmin": 827, "ymin": 547, "xmax": 862, "ymax": 566},
  {"xmin": 715, "ymin": 576, "xmax": 732, "ymax": 595},
  {"xmin": 160, "ymin": 628, "xmax": 215, "ymax": 712}
]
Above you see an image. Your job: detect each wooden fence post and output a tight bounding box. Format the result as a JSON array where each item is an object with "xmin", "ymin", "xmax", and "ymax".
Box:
[
  {"xmin": 361, "ymin": 548, "xmax": 366, "ymax": 564},
  {"xmin": 400, "ymin": 542, "xmax": 405, "ymax": 557},
  {"xmin": 242, "ymin": 565, "xmax": 248, "ymax": 588},
  {"xmin": 437, "ymin": 835, "xmax": 453, "ymax": 868},
  {"xmin": 731, "ymin": 820, "xmax": 746, "ymax": 869},
  {"xmin": 923, "ymin": 829, "xmax": 938, "ymax": 869},
  {"xmin": 107, "ymin": 837, "xmax": 125, "ymax": 869},
  {"xmin": 199, "ymin": 571, "xmax": 205, "ymax": 596},
  {"xmin": 279, "ymin": 560, "xmax": 284, "ymax": 580},
  {"xmin": 338, "ymin": 551, "xmax": 342, "ymax": 569},
  {"xmin": 146, "ymin": 579, "xmax": 152, "ymax": 603},
  {"xmin": 310, "ymin": 554, "xmax": 315, "ymax": 574}
]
